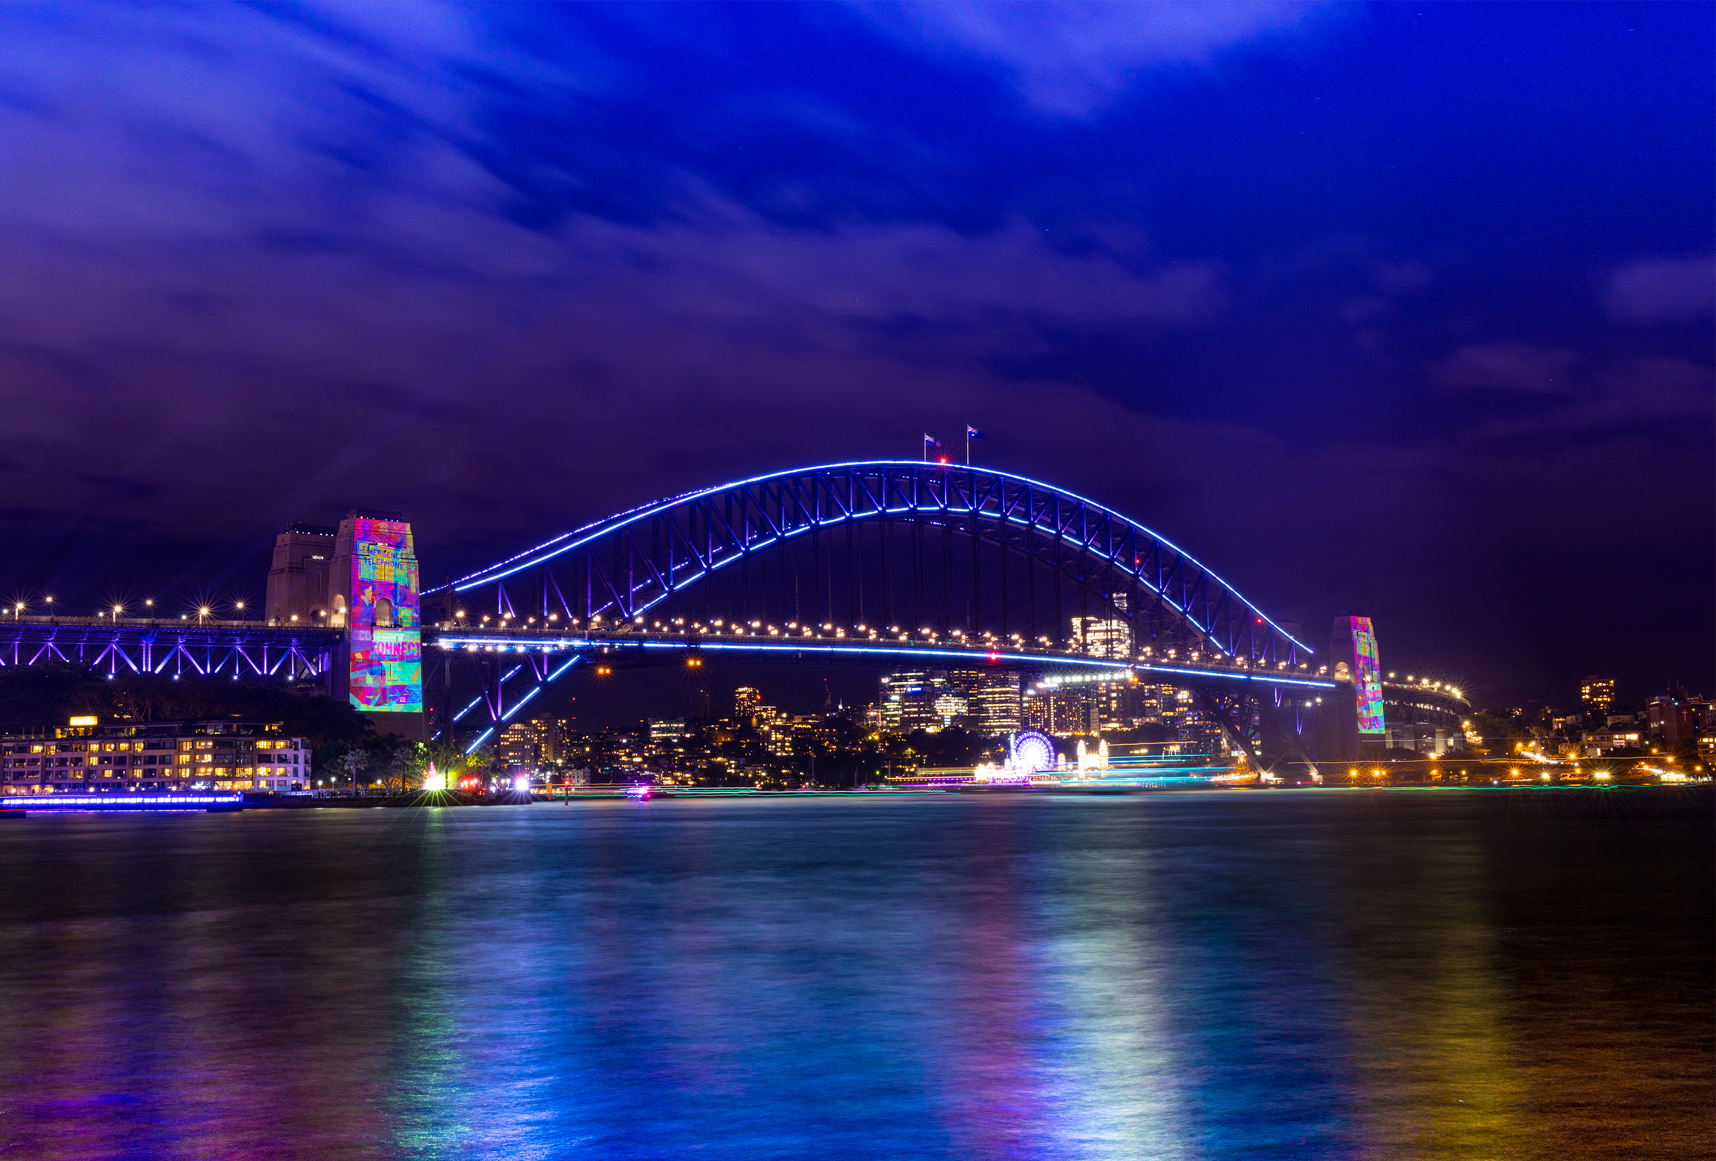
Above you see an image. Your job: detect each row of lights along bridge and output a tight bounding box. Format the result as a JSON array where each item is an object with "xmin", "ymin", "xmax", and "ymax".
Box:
[
  {"xmin": 444, "ymin": 610, "xmax": 1389, "ymax": 683},
  {"xmin": 9, "ymin": 598, "xmax": 249, "ymax": 623}
]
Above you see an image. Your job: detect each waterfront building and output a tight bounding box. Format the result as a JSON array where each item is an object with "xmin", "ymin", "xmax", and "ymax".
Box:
[{"xmin": 0, "ymin": 717, "xmax": 310, "ymax": 794}]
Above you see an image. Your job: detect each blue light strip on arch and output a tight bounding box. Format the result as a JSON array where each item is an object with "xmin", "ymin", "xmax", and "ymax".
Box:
[{"xmin": 435, "ymin": 460, "xmax": 1311, "ymax": 655}]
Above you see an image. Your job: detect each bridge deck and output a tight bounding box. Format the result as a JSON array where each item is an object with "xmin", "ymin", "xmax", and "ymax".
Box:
[{"xmin": 429, "ymin": 625, "xmax": 1336, "ymax": 689}]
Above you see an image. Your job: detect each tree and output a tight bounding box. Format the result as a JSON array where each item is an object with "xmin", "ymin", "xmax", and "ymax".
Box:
[
  {"xmin": 332, "ymin": 750, "xmax": 368, "ymax": 796},
  {"xmin": 416, "ymin": 739, "xmax": 489, "ymax": 791},
  {"xmin": 1470, "ymin": 710, "xmax": 1534, "ymax": 753}
]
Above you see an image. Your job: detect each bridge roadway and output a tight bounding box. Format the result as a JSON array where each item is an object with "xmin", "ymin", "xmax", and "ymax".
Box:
[
  {"xmin": 430, "ymin": 620, "xmax": 1338, "ymax": 689},
  {"xmin": 434, "ymin": 622, "xmax": 1338, "ymax": 764},
  {"xmin": 0, "ymin": 614, "xmax": 337, "ymax": 678}
]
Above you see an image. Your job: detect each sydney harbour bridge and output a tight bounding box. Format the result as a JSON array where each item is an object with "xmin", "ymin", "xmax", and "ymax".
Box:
[{"xmin": 0, "ymin": 462, "xmax": 1343, "ymax": 777}]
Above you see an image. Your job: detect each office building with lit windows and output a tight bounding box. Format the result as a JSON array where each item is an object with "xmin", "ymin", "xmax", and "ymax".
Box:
[
  {"xmin": 0, "ymin": 717, "xmax": 311, "ymax": 794},
  {"xmin": 879, "ymin": 670, "xmax": 954, "ymax": 733},
  {"xmin": 1580, "ymin": 676, "xmax": 1615, "ymax": 716},
  {"xmin": 965, "ymin": 671, "xmax": 1022, "ymax": 735},
  {"xmin": 1071, "ymin": 596, "xmax": 1132, "ymax": 661}
]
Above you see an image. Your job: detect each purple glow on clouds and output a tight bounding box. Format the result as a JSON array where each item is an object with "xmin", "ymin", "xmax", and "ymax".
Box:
[{"xmin": 0, "ymin": 2, "xmax": 1707, "ymax": 702}]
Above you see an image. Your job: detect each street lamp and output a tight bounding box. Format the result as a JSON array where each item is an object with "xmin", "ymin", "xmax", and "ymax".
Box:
[{"xmin": 199, "ymin": 606, "xmax": 211, "ymax": 624}]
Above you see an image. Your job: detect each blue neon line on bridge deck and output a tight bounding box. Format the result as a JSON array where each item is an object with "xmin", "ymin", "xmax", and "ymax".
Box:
[{"xmin": 429, "ymin": 635, "xmax": 1335, "ymax": 689}]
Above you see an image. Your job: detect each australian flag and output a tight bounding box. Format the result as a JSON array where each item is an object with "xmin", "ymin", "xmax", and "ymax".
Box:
[
  {"xmin": 924, "ymin": 433, "xmax": 944, "ymax": 453},
  {"xmin": 966, "ymin": 425, "xmax": 984, "ymax": 439}
]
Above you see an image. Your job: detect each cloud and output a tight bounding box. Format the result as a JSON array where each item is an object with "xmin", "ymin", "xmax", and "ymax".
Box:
[
  {"xmin": 1434, "ymin": 342, "xmax": 1578, "ymax": 393},
  {"xmin": 1374, "ymin": 260, "xmax": 1432, "ymax": 296},
  {"xmin": 1605, "ymin": 255, "xmax": 1716, "ymax": 324},
  {"xmin": 0, "ymin": 3, "xmax": 1229, "ymax": 564},
  {"xmin": 853, "ymin": 1, "xmax": 1325, "ymax": 115},
  {"xmin": 0, "ymin": 3, "xmax": 1706, "ymax": 702}
]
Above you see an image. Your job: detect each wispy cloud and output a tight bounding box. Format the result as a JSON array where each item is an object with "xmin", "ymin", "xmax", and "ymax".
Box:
[
  {"xmin": 1605, "ymin": 255, "xmax": 1715, "ymax": 324},
  {"xmin": 853, "ymin": 1, "xmax": 1328, "ymax": 115},
  {"xmin": 1434, "ymin": 342, "xmax": 1577, "ymax": 393}
]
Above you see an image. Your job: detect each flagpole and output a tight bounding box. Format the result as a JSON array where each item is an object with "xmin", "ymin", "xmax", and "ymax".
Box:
[{"xmin": 965, "ymin": 427, "xmax": 969, "ymax": 466}]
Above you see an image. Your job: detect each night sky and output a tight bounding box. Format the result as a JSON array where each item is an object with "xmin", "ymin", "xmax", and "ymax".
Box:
[{"xmin": 1, "ymin": 3, "xmax": 1710, "ymax": 712}]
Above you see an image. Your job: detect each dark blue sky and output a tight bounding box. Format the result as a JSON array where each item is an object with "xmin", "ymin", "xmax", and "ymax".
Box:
[{"xmin": 0, "ymin": 2, "xmax": 1710, "ymax": 708}]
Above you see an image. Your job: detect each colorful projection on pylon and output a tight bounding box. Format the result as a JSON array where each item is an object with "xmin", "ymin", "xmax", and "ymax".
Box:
[
  {"xmin": 348, "ymin": 517, "xmax": 422, "ymax": 713},
  {"xmin": 1349, "ymin": 615, "xmax": 1384, "ymax": 735}
]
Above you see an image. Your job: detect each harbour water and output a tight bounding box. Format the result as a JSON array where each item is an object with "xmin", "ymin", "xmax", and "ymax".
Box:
[{"xmin": 0, "ymin": 788, "xmax": 1708, "ymax": 1159}]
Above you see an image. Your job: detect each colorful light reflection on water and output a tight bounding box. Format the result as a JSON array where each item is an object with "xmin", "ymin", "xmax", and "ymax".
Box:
[{"xmin": 0, "ymin": 790, "xmax": 1707, "ymax": 1159}]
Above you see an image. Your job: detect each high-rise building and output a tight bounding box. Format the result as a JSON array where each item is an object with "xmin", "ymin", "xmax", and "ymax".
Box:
[
  {"xmin": 540, "ymin": 719, "xmax": 572, "ymax": 764},
  {"xmin": 264, "ymin": 523, "xmax": 337, "ymax": 624},
  {"xmin": 879, "ymin": 670, "xmax": 953, "ymax": 733},
  {"xmin": 967, "ymin": 672, "xmax": 1022, "ymax": 735},
  {"xmin": 1133, "ymin": 682, "xmax": 1166, "ymax": 723},
  {"xmin": 734, "ymin": 687, "xmax": 762, "ymax": 722},
  {"xmin": 1023, "ymin": 682, "xmax": 1089, "ymax": 737},
  {"xmin": 1580, "ymin": 676, "xmax": 1615, "ymax": 715},
  {"xmin": 498, "ymin": 719, "xmax": 554, "ymax": 772},
  {"xmin": 932, "ymin": 689, "xmax": 969, "ymax": 727},
  {"xmin": 1072, "ymin": 598, "xmax": 1132, "ymax": 660}
]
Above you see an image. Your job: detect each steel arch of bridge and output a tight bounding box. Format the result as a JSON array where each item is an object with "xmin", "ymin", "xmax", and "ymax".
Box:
[
  {"xmin": 429, "ymin": 462, "xmax": 1326, "ymax": 768},
  {"xmin": 437, "ymin": 460, "xmax": 1310, "ymax": 664}
]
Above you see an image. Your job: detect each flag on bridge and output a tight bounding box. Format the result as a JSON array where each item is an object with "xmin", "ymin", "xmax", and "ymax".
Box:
[
  {"xmin": 923, "ymin": 433, "xmax": 945, "ymax": 462},
  {"xmin": 964, "ymin": 424, "xmax": 983, "ymax": 465}
]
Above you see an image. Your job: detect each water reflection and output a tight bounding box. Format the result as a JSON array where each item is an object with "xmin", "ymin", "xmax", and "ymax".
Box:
[{"xmin": 0, "ymin": 789, "xmax": 1706, "ymax": 1159}]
